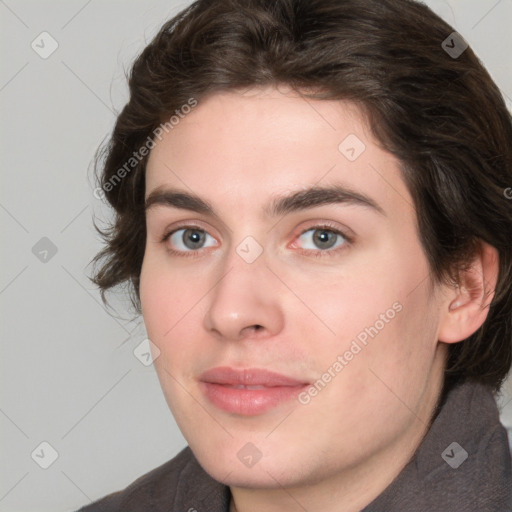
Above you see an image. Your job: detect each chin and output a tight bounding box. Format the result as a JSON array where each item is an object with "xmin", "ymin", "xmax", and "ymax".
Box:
[{"xmin": 190, "ymin": 436, "xmax": 314, "ymax": 489}]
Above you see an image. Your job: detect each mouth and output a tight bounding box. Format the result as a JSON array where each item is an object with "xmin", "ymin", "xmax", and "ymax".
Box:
[{"xmin": 198, "ymin": 367, "xmax": 310, "ymax": 416}]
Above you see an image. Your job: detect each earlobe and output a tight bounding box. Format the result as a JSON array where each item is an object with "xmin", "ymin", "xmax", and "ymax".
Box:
[{"xmin": 438, "ymin": 241, "xmax": 499, "ymax": 344}]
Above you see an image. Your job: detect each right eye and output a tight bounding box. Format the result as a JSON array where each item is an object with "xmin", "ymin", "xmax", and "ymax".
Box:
[{"xmin": 162, "ymin": 226, "xmax": 218, "ymax": 255}]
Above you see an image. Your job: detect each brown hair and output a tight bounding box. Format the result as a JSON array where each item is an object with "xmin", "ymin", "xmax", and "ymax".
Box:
[{"xmin": 91, "ymin": 0, "xmax": 512, "ymax": 392}]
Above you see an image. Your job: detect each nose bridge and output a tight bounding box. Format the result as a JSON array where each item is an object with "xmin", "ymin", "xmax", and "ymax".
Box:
[{"xmin": 203, "ymin": 243, "xmax": 284, "ymax": 341}]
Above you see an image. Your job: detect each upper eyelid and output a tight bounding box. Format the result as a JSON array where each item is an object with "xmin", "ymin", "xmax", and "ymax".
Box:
[
  {"xmin": 294, "ymin": 220, "xmax": 353, "ymax": 238},
  {"xmin": 146, "ymin": 205, "xmax": 233, "ymax": 235},
  {"xmin": 160, "ymin": 220, "xmax": 218, "ymax": 240}
]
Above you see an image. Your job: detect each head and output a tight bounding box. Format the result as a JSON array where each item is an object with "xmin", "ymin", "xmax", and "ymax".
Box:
[{"xmin": 91, "ymin": 0, "xmax": 512, "ymax": 496}]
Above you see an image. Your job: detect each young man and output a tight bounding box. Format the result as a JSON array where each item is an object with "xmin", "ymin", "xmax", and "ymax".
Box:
[{"xmin": 80, "ymin": 0, "xmax": 512, "ymax": 510}]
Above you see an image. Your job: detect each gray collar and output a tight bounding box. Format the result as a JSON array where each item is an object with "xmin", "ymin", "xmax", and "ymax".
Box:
[{"xmin": 362, "ymin": 380, "xmax": 512, "ymax": 511}]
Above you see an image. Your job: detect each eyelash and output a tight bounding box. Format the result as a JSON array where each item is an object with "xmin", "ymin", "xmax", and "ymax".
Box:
[{"xmin": 160, "ymin": 222, "xmax": 354, "ymax": 259}]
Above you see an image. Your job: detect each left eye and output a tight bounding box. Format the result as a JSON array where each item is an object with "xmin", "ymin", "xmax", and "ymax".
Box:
[{"xmin": 297, "ymin": 227, "xmax": 347, "ymax": 251}]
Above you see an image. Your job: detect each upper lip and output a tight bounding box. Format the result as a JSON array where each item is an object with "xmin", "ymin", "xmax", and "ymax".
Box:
[{"xmin": 199, "ymin": 367, "xmax": 309, "ymax": 387}]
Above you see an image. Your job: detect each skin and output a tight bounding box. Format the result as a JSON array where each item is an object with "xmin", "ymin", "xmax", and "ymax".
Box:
[{"xmin": 140, "ymin": 86, "xmax": 498, "ymax": 512}]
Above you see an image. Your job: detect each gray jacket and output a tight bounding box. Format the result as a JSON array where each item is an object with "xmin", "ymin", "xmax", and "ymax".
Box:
[{"xmin": 76, "ymin": 380, "xmax": 512, "ymax": 511}]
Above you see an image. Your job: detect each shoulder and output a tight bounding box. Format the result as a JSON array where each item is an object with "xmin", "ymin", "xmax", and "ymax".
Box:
[
  {"xmin": 75, "ymin": 447, "xmax": 198, "ymax": 512},
  {"xmin": 363, "ymin": 381, "xmax": 512, "ymax": 511},
  {"xmin": 419, "ymin": 382, "xmax": 512, "ymax": 510}
]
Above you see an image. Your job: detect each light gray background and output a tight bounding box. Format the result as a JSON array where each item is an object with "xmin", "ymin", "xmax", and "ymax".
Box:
[{"xmin": 1, "ymin": 1, "xmax": 511, "ymax": 511}]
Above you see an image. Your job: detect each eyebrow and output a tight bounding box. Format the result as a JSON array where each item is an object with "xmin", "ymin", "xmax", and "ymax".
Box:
[{"xmin": 145, "ymin": 184, "xmax": 385, "ymax": 218}]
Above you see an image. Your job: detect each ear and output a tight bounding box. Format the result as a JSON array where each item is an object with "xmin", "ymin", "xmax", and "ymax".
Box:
[{"xmin": 438, "ymin": 241, "xmax": 499, "ymax": 344}]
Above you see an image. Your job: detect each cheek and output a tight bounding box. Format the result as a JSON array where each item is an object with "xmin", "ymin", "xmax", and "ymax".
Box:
[
  {"xmin": 140, "ymin": 269, "xmax": 170, "ymax": 341},
  {"xmin": 139, "ymin": 258, "xmax": 200, "ymax": 404},
  {"xmin": 302, "ymin": 241, "xmax": 438, "ymax": 375},
  {"xmin": 299, "ymin": 236, "xmax": 425, "ymax": 342},
  {"xmin": 140, "ymin": 252, "xmax": 200, "ymax": 338},
  {"xmin": 139, "ymin": 253, "xmax": 214, "ymax": 388},
  {"xmin": 289, "ymin": 265, "xmax": 402, "ymax": 347}
]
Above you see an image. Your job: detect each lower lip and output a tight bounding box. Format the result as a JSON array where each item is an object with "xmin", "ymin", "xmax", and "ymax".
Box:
[{"xmin": 200, "ymin": 382, "xmax": 308, "ymax": 415}]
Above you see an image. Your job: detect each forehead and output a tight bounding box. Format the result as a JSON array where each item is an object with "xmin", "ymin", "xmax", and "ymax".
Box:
[{"xmin": 145, "ymin": 86, "xmax": 412, "ymax": 220}]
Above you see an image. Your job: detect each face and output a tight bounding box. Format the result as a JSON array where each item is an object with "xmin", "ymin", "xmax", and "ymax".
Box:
[{"xmin": 140, "ymin": 86, "xmax": 449, "ymax": 490}]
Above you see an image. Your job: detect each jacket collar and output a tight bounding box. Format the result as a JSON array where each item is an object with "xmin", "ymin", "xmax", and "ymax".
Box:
[{"xmin": 361, "ymin": 380, "xmax": 512, "ymax": 510}]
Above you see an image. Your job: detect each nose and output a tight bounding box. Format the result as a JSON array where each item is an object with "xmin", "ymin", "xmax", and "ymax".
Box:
[{"xmin": 203, "ymin": 250, "xmax": 284, "ymax": 342}]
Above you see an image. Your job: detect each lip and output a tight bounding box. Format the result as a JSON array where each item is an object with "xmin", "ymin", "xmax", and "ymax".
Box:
[{"xmin": 199, "ymin": 367, "xmax": 309, "ymax": 416}]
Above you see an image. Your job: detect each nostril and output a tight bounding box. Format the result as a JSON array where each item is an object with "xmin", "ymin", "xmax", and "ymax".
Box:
[{"xmin": 238, "ymin": 324, "xmax": 267, "ymax": 339}]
